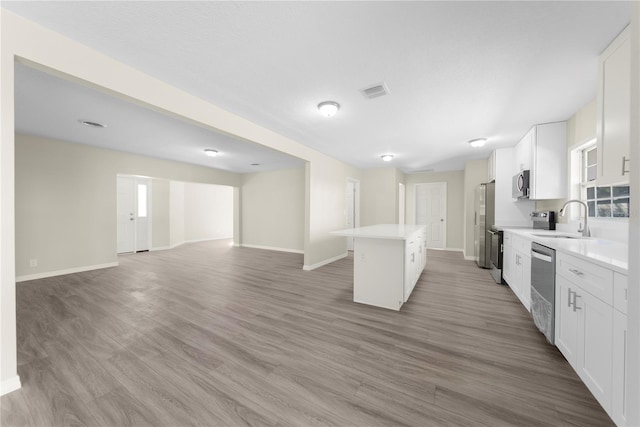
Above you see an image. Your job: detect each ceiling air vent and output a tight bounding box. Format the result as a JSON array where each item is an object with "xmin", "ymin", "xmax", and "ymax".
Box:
[{"xmin": 360, "ymin": 82, "xmax": 389, "ymax": 99}]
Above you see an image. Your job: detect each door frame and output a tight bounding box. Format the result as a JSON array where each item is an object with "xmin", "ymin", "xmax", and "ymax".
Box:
[
  {"xmin": 414, "ymin": 182, "xmax": 447, "ymax": 249},
  {"xmin": 117, "ymin": 174, "xmax": 152, "ymax": 253}
]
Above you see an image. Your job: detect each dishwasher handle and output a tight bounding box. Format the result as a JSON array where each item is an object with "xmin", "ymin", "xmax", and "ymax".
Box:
[{"xmin": 531, "ymin": 250, "xmax": 553, "ymax": 263}]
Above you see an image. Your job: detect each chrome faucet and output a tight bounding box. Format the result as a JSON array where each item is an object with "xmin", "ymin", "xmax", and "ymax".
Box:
[{"xmin": 559, "ymin": 200, "xmax": 591, "ymax": 237}]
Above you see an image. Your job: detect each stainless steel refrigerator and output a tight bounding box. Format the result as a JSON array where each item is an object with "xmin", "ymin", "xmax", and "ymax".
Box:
[{"xmin": 474, "ymin": 182, "xmax": 495, "ymax": 268}]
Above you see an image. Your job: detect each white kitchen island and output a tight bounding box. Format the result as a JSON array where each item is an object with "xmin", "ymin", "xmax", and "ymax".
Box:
[{"xmin": 331, "ymin": 224, "xmax": 427, "ymax": 311}]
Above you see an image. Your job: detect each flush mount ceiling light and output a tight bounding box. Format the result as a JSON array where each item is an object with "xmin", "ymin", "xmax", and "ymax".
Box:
[
  {"xmin": 317, "ymin": 101, "xmax": 340, "ymax": 117},
  {"xmin": 468, "ymin": 138, "xmax": 488, "ymax": 148},
  {"xmin": 381, "ymin": 154, "xmax": 394, "ymax": 162},
  {"xmin": 78, "ymin": 119, "xmax": 106, "ymax": 128},
  {"xmin": 204, "ymin": 149, "xmax": 219, "ymax": 157}
]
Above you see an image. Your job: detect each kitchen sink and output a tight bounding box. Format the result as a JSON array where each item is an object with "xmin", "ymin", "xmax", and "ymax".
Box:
[{"xmin": 531, "ymin": 234, "xmax": 583, "ymax": 239}]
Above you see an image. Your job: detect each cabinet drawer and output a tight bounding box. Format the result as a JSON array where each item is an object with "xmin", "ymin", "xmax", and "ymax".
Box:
[
  {"xmin": 557, "ymin": 252, "xmax": 613, "ymax": 305},
  {"xmin": 613, "ymin": 272, "xmax": 628, "ymax": 314},
  {"xmin": 512, "ymin": 235, "xmax": 531, "ymax": 253}
]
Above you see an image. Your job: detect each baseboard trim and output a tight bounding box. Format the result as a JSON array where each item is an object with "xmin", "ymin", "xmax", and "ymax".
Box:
[
  {"xmin": 16, "ymin": 262, "xmax": 119, "ymax": 283},
  {"xmin": 160, "ymin": 237, "xmax": 233, "ymax": 251},
  {"xmin": 185, "ymin": 236, "xmax": 233, "ymax": 244},
  {"xmin": 430, "ymin": 247, "xmax": 464, "ymax": 253},
  {"xmin": 464, "ymin": 255, "xmax": 478, "ymax": 261},
  {"xmin": 303, "ymin": 252, "xmax": 348, "ymax": 271},
  {"xmin": 0, "ymin": 376, "xmax": 21, "ymax": 396},
  {"xmin": 241, "ymin": 244, "xmax": 304, "ymax": 254}
]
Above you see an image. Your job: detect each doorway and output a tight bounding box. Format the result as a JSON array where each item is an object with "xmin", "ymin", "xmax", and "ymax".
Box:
[
  {"xmin": 117, "ymin": 175, "xmax": 151, "ymax": 253},
  {"xmin": 346, "ymin": 178, "xmax": 360, "ymax": 251},
  {"xmin": 415, "ymin": 182, "xmax": 447, "ymax": 249}
]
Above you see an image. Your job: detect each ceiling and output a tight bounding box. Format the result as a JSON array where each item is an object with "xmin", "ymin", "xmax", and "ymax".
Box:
[
  {"xmin": 14, "ymin": 63, "xmax": 304, "ymax": 174},
  {"xmin": 3, "ymin": 1, "xmax": 632, "ymax": 173}
]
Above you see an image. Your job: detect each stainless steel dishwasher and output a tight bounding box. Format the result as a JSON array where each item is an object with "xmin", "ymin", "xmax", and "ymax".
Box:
[{"xmin": 531, "ymin": 242, "xmax": 556, "ymax": 344}]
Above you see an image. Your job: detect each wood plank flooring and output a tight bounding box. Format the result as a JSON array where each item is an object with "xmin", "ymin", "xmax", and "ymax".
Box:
[{"xmin": 2, "ymin": 240, "xmax": 614, "ymax": 426}]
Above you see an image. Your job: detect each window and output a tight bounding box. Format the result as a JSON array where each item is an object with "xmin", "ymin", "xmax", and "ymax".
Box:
[
  {"xmin": 581, "ymin": 145, "xmax": 629, "ymax": 218},
  {"xmin": 585, "ymin": 185, "xmax": 630, "ymax": 218},
  {"xmin": 137, "ymin": 184, "xmax": 148, "ymax": 218},
  {"xmin": 583, "ymin": 145, "xmax": 597, "ymax": 183}
]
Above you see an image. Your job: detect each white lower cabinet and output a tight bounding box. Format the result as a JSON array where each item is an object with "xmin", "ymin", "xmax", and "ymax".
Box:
[
  {"xmin": 403, "ymin": 229, "xmax": 427, "ymax": 302},
  {"xmin": 611, "ymin": 271, "xmax": 629, "ymax": 426},
  {"xmin": 555, "ymin": 276, "xmax": 579, "ymax": 366},
  {"xmin": 612, "ymin": 309, "xmax": 628, "ymax": 426},
  {"xmin": 502, "ymin": 232, "xmax": 532, "ymax": 311},
  {"xmin": 575, "ymin": 288, "xmax": 613, "ymax": 410},
  {"xmin": 555, "ymin": 251, "xmax": 627, "ymax": 425}
]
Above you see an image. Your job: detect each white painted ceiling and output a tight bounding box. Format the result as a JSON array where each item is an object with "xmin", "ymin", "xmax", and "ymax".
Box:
[
  {"xmin": 3, "ymin": 1, "xmax": 631, "ymax": 172},
  {"xmin": 14, "ymin": 63, "xmax": 304, "ymax": 174}
]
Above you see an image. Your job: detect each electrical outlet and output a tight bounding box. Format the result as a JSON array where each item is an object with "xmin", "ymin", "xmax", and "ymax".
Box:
[{"xmin": 29, "ymin": 259, "xmax": 38, "ymax": 268}]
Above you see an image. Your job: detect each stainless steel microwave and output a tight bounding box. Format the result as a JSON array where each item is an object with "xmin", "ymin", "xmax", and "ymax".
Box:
[{"xmin": 512, "ymin": 170, "xmax": 530, "ymax": 199}]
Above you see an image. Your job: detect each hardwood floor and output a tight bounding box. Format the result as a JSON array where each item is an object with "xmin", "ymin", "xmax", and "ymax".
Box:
[{"xmin": 2, "ymin": 240, "xmax": 614, "ymax": 426}]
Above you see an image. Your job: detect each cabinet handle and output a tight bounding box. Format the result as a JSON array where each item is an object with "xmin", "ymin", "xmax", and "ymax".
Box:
[
  {"xmin": 568, "ymin": 289, "xmax": 582, "ymax": 311},
  {"xmin": 573, "ymin": 294, "xmax": 582, "ymax": 312},
  {"xmin": 622, "ymin": 156, "xmax": 630, "ymax": 176},
  {"xmin": 569, "ymin": 268, "xmax": 584, "ymax": 277},
  {"xmin": 625, "ymin": 288, "xmax": 628, "ymax": 301}
]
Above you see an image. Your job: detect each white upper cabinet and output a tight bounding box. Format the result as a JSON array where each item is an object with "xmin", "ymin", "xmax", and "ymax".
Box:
[
  {"xmin": 514, "ymin": 127, "xmax": 533, "ymax": 172},
  {"xmin": 513, "ymin": 122, "xmax": 567, "ymax": 200},
  {"xmin": 597, "ymin": 26, "xmax": 630, "ymax": 185}
]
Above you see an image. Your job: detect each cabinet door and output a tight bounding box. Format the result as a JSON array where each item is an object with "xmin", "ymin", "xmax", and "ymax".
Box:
[
  {"xmin": 555, "ymin": 276, "xmax": 579, "ymax": 367},
  {"xmin": 597, "ymin": 29, "xmax": 630, "ymax": 185},
  {"xmin": 612, "ymin": 309, "xmax": 627, "ymax": 426},
  {"xmin": 502, "ymin": 243, "xmax": 514, "ymax": 285},
  {"xmin": 506, "ymin": 250, "xmax": 522, "ymax": 298},
  {"xmin": 576, "ymin": 289, "xmax": 613, "ymax": 412},
  {"xmin": 515, "ymin": 128, "xmax": 533, "ymax": 173},
  {"xmin": 404, "ymin": 242, "xmax": 416, "ymax": 302},
  {"xmin": 520, "ymin": 253, "xmax": 531, "ymax": 312}
]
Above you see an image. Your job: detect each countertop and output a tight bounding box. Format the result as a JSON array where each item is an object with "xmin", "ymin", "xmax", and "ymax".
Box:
[
  {"xmin": 503, "ymin": 228, "xmax": 628, "ymax": 274},
  {"xmin": 331, "ymin": 224, "xmax": 426, "ymax": 240}
]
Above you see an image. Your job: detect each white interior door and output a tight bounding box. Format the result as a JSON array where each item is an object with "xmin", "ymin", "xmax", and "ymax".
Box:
[
  {"xmin": 135, "ymin": 180, "xmax": 150, "ymax": 251},
  {"xmin": 415, "ymin": 182, "xmax": 447, "ymax": 249},
  {"xmin": 117, "ymin": 176, "xmax": 151, "ymax": 254},
  {"xmin": 346, "ymin": 178, "xmax": 360, "ymax": 251},
  {"xmin": 117, "ymin": 176, "xmax": 136, "ymax": 253}
]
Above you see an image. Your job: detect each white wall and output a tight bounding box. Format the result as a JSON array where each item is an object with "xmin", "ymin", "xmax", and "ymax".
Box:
[
  {"xmin": 241, "ymin": 168, "xmax": 305, "ymax": 253},
  {"xmin": 14, "ymin": 133, "xmax": 239, "ymax": 279},
  {"xmin": 151, "ymin": 179, "xmax": 170, "ymax": 249},
  {"xmin": 169, "ymin": 181, "xmax": 185, "ymax": 248},
  {"xmin": 360, "ymin": 168, "xmax": 398, "ymax": 226},
  {"xmin": 463, "ymin": 159, "xmax": 488, "ymax": 259},
  {"xmin": 184, "ymin": 182, "xmax": 233, "ymax": 243},
  {"xmin": 405, "ymin": 170, "xmax": 465, "ymax": 250},
  {"xmin": 304, "ymin": 158, "xmax": 362, "ymax": 270}
]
